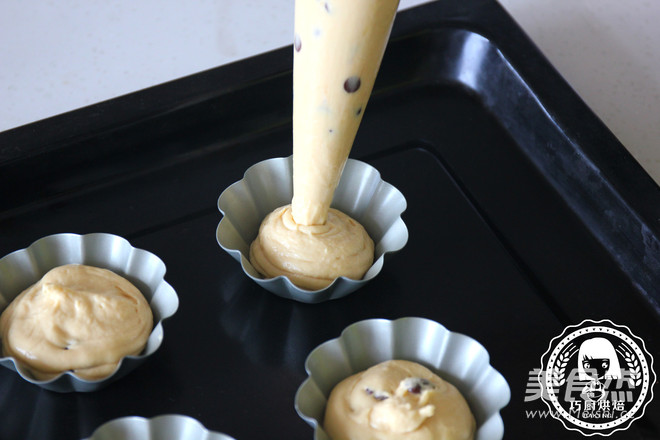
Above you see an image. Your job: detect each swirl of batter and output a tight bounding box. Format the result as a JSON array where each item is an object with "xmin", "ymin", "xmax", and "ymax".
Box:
[
  {"xmin": 249, "ymin": 205, "xmax": 374, "ymax": 290},
  {"xmin": 0, "ymin": 264, "xmax": 153, "ymax": 380},
  {"xmin": 324, "ymin": 360, "xmax": 476, "ymax": 440}
]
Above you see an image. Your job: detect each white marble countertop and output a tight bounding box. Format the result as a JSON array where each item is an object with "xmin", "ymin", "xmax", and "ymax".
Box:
[{"xmin": 1, "ymin": 0, "xmax": 658, "ymax": 184}]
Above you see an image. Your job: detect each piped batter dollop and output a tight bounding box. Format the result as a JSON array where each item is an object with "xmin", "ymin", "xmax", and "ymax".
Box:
[
  {"xmin": 249, "ymin": 205, "xmax": 374, "ymax": 290},
  {"xmin": 324, "ymin": 360, "xmax": 476, "ymax": 440},
  {"xmin": 0, "ymin": 264, "xmax": 153, "ymax": 380}
]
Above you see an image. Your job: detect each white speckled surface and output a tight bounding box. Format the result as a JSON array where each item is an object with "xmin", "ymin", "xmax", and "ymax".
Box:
[{"xmin": 1, "ymin": 0, "xmax": 658, "ymax": 183}]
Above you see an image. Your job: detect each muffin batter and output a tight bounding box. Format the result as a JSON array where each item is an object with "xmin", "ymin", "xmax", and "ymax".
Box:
[
  {"xmin": 291, "ymin": 0, "xmax": 400, "ymax": 225},
  {"xmin": 250, "ymin": 205, "xmax": 374, "ymax": 290},
  {"xmin": 324, "ymin": 360, "xmax": 475, "ymax": 440},
  {"xmin": 249, "ymin": 0, "xmax": 399, "ymax": 288},
  {"xmin": 0, "ymin": 264, "xmax": 153, "ymax": 380}
]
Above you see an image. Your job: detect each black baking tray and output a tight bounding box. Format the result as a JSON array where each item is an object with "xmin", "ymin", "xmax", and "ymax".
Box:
[{"xmin": 1, "ymin": 0, "xmax": 659, "ymax": 439}]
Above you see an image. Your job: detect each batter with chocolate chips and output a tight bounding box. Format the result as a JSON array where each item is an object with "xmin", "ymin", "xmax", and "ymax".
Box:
[
  {"xmin": 249, "ymin": 0, "xmax": 399, "ymax": 289},
  {"xmin": 324, "ymin": 360, "xmax": 476, "ymax": 440},
  {"xmin": 291, "ymin": 0, "xmax": 399, "ymax": 225},
  {"xmin": 0, "ymin": 264, "xmax": 153, "ymax": 380}
]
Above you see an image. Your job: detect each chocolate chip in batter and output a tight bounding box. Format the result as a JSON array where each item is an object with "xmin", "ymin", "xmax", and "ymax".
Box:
[
  {"xmin": 356, "ymin": 106, "xmax": 362, "ymax": 116},
  {"xmin": 365, "ymin": 387, "xmax": 389, "ymax": 401},
  {"xmin": 406, "ymin": 377, "xmax": 435, "ymax": 394},
  {"xmin": 344, "ymin": 76, "xmax": 361, "ymax": 93},
  {"xmin": 294, "ymin": 33, "xmax": 302, "ymax": 52}
]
